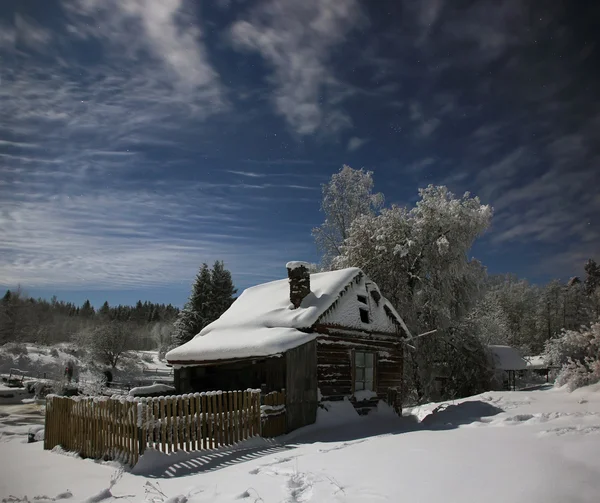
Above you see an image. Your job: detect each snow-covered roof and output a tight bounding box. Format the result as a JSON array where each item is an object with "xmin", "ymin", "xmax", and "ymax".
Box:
[
  {"xmin": 524, "ymin": 355, "xmax": 549, "ymax": 369},
  {"xmin": 167, "ymin": 267, "xmax": 404, "ymax": 365},
  {"xmin": 488, "ymin": 345, "xmax": 528, "ymax": 371}
]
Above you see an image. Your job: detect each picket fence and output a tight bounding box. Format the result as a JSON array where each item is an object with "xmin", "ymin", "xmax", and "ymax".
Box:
[{"xmin": 44, "ymin": 390, "xmax": 266, "ymax": 467}]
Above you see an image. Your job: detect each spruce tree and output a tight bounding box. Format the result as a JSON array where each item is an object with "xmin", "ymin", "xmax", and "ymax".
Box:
[
  {"xmin": 211, "ymin": 260, "xmax": 237, "ymax": 319},
  {"xmin": 173, "ymin": 263, "xmax": 213, "ymax": 346},
  {"xmin": 172, "ymin": 261, "xmax": 238, "ymax": 347}
]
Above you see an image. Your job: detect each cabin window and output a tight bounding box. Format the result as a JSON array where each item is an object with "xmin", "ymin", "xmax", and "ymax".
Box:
[
  {"xmin": 357, "ymin": 295, "xmax": 367, "ymax": 304},
  {"xmin": 359, "ymin": 308, "xmax": 370, "ymax": 323},
  {"xmin": 370, "ymin": 290, "xmax": 381, "ymax": 306},
  {"xmin": 354, "ymin": 351, "xmax": 374, "ymax": 391}
]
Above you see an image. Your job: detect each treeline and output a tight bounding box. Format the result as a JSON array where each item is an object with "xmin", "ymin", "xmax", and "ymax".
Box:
[
  {"xmin": 0, "ymin": 290, "xmax": 179, "ymax": 350},
  {"xmin": 473, "ymin": 262, "xmax": 600, "ymax": 354}
]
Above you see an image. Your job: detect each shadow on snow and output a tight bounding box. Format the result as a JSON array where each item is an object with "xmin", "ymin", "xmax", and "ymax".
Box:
[{"xmin": 133, "ymin": 399, "xmax": 504, "ymax": 479}]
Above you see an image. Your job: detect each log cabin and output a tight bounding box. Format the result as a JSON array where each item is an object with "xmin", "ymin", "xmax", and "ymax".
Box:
[{"xmin": 166, "ymin": 262, "xmax": 410, "ymax": 432}]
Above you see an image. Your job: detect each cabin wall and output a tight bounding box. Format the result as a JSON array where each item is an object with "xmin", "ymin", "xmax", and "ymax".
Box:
[
  {"xmin": 174, "ymin": 356, "xmax": 286, "ymax": 394},
  {"xmin": 316, "ymin": 330, "xmax": 404, "ymax": 407},
  {"xmin": 285, "ymin": 340, "xmax": 318, "ymax": 432}
]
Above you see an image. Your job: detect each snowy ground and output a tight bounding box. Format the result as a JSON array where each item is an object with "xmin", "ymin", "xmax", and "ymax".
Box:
[
  {"xmin": 0, "ymin": 344, "xmax": 172, "ymax": 398},
  {"xmin": 2, "ymin": 384, "xmax": 600, "ymax": 502}
]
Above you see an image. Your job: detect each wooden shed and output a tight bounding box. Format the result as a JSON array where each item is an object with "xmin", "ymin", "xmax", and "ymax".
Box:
[
  {"xmin": 167, "ymin": 262, "xmax": 410, "ymax": 432},
  {"xmin": 488, "ymin": 345, "xmax": 528, "ymax": 391}
]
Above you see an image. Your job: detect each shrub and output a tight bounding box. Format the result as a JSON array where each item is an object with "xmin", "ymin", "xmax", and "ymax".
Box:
[
  {"xmin": 3, "ymin": 342, "xmax": 28, "ymax": 356},
  {"xmin": 545, "ymin": 321, "xmax": 600, "ymax": 391},
  {"xmin": 141, "ymin": 353, "xmax": 154, "ymax": 364},
  {"xmin": 49, "ymin": 347, "xmax": 59, "ymax": 358}
]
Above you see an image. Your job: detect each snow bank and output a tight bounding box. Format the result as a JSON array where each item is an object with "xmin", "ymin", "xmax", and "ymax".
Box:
[
  {"xmin": 128, "ymin": 383, "xmax": 175, "ymax": 397},
  {"xmin": 354, "ymin": 389, "xmax": 377, "ymax": 401},
  {"xmin": 285, "ymin": 261, "xmax": 312, "ymax": 270},
  {"xmin": 488, "ymin": 345, "xmax": 528, "ymax": 370}
]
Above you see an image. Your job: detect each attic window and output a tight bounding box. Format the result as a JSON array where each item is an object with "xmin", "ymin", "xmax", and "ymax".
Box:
[
  {"xmin": 359, "ymin": 308, "xmax": 370, "ymax": 324},
  {"xmin": 370, "ymin": 290, "xmax": 381, "ymax": 306},
  {"xmin": 357, "ymin": 295, "xmax": 367, "ymax": 304}
]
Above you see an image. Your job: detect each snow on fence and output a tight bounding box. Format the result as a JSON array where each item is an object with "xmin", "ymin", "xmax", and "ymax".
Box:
[
  {"xmin": 44, "ymin": 390, "xmax": 262, "ymax": 467},
  {"xmin": 260, "ymin": 390, "xmax": 286, "ymax": 437}
]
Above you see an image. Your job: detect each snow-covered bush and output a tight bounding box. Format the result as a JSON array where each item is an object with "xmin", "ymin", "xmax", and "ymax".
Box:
[
  {"xmin": 544, "ymin": 321, "xmax": 600, "ymax": 391},
  {"xmin": 3, "ymin": 342, "xmax": 28, "ymax": 356},
  {"xmin": 49, "ymin": 347, "xmax": 59, "ymax": 358},
  {"xmin": 555, "ymin": 357, "xmax": 600, "ymax": 391},
  {"xmin": 140, "ymin": 353, "xmax": 155, "ymax": 364},
  {"xmin": 78, "ymin": 370, "xmax": 107, "ymax": 396}
]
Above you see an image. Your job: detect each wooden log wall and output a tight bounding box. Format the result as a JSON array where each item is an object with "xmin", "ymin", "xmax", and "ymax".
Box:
[
  {"xmin": 316, "ymin": 330, "xmax": 404, "ymax": 406},
  {"xmin": 44, "ymin": 390, "xmax": 262, "ymax": 467}
]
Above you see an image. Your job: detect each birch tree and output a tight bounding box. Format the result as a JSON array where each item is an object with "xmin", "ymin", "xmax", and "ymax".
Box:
[{"xmin": 312, "ymin": 165, "xmax": 384, "ymax": 268}]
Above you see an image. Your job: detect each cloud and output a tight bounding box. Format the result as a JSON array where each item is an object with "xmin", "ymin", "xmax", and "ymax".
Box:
[
  {"xmin": 404, "ymin": 157, "xmax": 436, "ymax": 174},
  {"xmin": 407, "ymin": 101, "xmax": 441, "ymax": 138},
  {"xmin": 63, "ymin": 0, "xmax": 223, "ymax": 98},
  {"xmin": 230, "ymin": 0, "xmax": 364, "ymax": 135},
  {"xmin": 15, "ymin": 14, "xmax": 53, "ymax": 52},
  {"xmin": 0, "ymin": 172, "xmax": 318, "ymax": 289},
  {"xmin": 347, "ymin": 137, "xmax": 369, "ymax": 152}
]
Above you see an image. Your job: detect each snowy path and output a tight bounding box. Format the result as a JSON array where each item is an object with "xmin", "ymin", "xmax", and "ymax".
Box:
[{"xmin": 2, "ymin": 385, "xmax": 600, "ymax": 502}]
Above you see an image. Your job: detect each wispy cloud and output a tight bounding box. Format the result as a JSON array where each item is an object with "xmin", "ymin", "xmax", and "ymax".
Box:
[
  {"xmin": 0, "ymin": 171, "xmax": 318, "ymax": 289},
  {"xmin": 230, "ymin": 0, "xmax": 364, "ymax": 136},
  {"xmin": 347, "ymin": 137, "xmax": 369, "ymax": 152},
  {"xmin": 0, "ymin": 1, "xmax": 325, "ymax": 291}
]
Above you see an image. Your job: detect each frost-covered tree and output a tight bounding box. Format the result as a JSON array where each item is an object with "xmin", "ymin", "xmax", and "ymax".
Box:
[
  {"xmin": 584, "ymin": 259, "xmax": 600, "ymax": 319},
  {"xmin": 333, "ymin": 185, "xmax": 493, "ymax": 401},
  {"xmin": 543, "ymin": 321, "xmax": 600, "ymax": 391},
  {"xmin": 76, "ymin": 321, "xmax": 133, "ymax": 368},
  {"xmin": 312, "ymin": 165, "xmax": 384, "ymax": 268},
  {"xmin": 463, "ymin": 288, "xmax": 511, "ymax": 346}
]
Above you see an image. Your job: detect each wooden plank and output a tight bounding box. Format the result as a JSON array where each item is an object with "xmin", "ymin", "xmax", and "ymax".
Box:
[
  {"xmin": 167, "ymin": 397, "xmax": 175, "ymax": 453},
  {"xmin": 240, "ymin": 391, "xmax": 246, "ymax": 441},
  {"xmin": 184, "ymin": 396, "xmax": 191, "ymax": 452},
  {"xmin": 207, "ymin": 393, "xmax": 213, "ymax": 449},
  {"xmin": 233, "ymin": 391, "xmax": 242, "ymax": 444},
  {"xmin": 140, "ymin": 398, "xmax": 147, "ymax": 460},
  {"xmin": 178, "ymin": 396, "xmax": 185, "ymax": 452},
  {"xmin": 224, "ymin": 392, "xmax": 230, "ymax": 445},
  {"xmin": 188, "ymin": 395, "xmax": 195, "ymax": 451},
  {"xmin": 218, "ymin": 392, "xmax": 224, "ymax": 446},
  {"xmin": 245, "ymin": 391, "xmax": 251, "ymax": 439},
  {"xmin": 133, "ymin": 401, "xmax": 138, "ymax": 466},
  {"xmin": 213, "ymin": 393, "xmax": 219, "ymax": 447},
  {"xmin": 201, "ymin": 394, "xmax": 207, "ymax": 449},
  {"xmin": 195, "ymin": 394, "xmax": 202, "ymax": 451},
  {"xmin": 160, "ymin": 398, "xmax": 166, "ymax": 454},
  {"xmin": 155, "ymin": 398, "xmax": 161, "ymax": 450}
]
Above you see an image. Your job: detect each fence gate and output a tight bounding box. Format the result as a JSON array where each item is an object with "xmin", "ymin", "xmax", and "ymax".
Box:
[{"xmin": 260, "ymin": 390, "xmax": 286, "ymax": 437}]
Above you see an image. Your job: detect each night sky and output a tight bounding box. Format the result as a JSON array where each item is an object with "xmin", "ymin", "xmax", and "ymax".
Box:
[{"xmin": 1, "ymin": 0, "xmax": 599, "ymax": 307}]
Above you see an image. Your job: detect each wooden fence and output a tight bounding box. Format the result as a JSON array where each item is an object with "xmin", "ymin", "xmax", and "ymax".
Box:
[
  {"xmin": 44, "ymin": 390, "xmax": 262, "ymax": 467},
  {"xmin": 260, "ymin": 390, "xmax": 286, "ymax": 437}
]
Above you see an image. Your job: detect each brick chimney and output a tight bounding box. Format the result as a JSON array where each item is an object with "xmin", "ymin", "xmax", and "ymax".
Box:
[{"xmin": 286, "ymin": 261, "xmax": 311, "ymax": 309}]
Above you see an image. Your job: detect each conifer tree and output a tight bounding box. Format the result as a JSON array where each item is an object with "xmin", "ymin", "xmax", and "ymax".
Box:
[
  {"xmin": 172, "ymin": 261, "xmax": 238, "ymax": 346},
  {"xmin": 211, "ymin": 260, "xmax": 237, "ymax": 319},
  {"xmin": 173, "ymin": 263, "xmax": 213, "ymax": 346}
]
